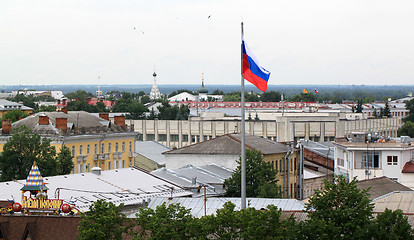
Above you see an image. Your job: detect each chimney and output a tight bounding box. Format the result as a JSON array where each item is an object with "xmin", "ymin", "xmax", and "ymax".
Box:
[
  {"xmin": 62, "ymin": 99, "xmax": 67, "ymax": 105},
  {"xmin": 2, "ymin": 119, "xmax": 12, "ymax": 134},
  {"xmin": 61, "ymin": 107, "xmax": 68, "ymax": 114},
  {"xmin": 57, "ymin": 99, "xmax": 61, "ymax": 105},
  {"xmin": 99, "ymin": 113, "xmax": 109, "ymax": 121},
  {"xmin": 91, "ymin": 167, "xmax": 102, "ymax": 175},
  {"xmin": 55, "ymin": 118, "xmax": 67, "ymax": 132},
  {"xmin": 114, "ymin": 115, "xmax": 125, "ymax": 127},
  {"xmin": 38, "ymin": 115, "xmax": 49, "ymax": 125}
]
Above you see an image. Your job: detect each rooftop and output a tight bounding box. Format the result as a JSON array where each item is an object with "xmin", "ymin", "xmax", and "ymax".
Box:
[
  {"xmin": 129, "ymin": 197, "xmax": 306, "ymax": 218},
  {"xmin": 0, "ymin": 167, "xmax": 192, "ymax": 211},
  {"xmin": 357, "ymin": 177, "xmax": 413, "ymax": 200},
  {"xmin": 164, "ymin": 133, "xmax": 290, "ymax": 155}
]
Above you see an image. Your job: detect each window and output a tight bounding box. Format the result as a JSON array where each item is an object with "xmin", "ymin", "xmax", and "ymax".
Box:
[
  {"xmin": 129, "ymin": 141, "xmax": 132, "ymax": 152},
  {"xmin": 129, "ymin": 160, "xmax": 132, "ymax": 167},
  {"xmin": 412, "ymin": 151, "xmax": 414, "ymax": 160},
  {"xmin": 147, "ymin": 134, "xmax": 155, "ymax": 141},
  {"xmin": 101, "ymin": 143, "xmax": 104, "ymax": 153},
  {"xmin": 108, "ymin": 162, "xmax": 111, "ymax": 170},
  {"xmin": 86, "ymin": 164, "xmax": 90, "ymax": 172},
  {"xmin": 183, "ymin": 135, "xmax": 189, "ymax": 142},
  {"xmin": 338, "ymin": 158, "xmax": 345, "ymax": 167},
  {"xmin": 122, "ymin": 160, "xmax": 125, "ymax": 168},
  {"xmin": 159, "ymin": 134, "xmax": 167, "ymax": 141},
  {"xmin": 115, "ymin": 142, "xmax": 119, "ymax": 152},
  {"xmin": 122, "ymin": 142, "xmax": 125, "ymax": 152},
  {"xmin": 87, "ymin": 144, "xmax": 90, "ymax": 155},
  {"xmin": 362, "ymin": 152, "xmax": 380, "ymax": 168},
  {"xmin": 387, "ymin": 156, "xmax": 398, "ymax": 165},
  {"xmin": 108, "ymin": 143, "xmax": 111, "ymax": 153},
  {"xmin": 79, "ymin": 145, "xmax": 83, "ymax": 155},
  {"xmin": 94, "ymin": 144, "xmax": 97, "ymax": 154},
  {"xmin": 72, "ymin": 146, "xmax": 75, "ymax": 156},
  {"xmin": 171, "ymin": 134, "xmax": 179, "ymax": 142}
]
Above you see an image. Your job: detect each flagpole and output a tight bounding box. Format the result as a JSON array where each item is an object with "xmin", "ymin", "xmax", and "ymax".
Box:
[{"xmin": 240, "ymin": 21, "xmax": 246, "ymax": 209}]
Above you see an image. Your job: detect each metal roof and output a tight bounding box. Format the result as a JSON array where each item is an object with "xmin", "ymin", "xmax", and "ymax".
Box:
[
  {"xmin": 12, "ymin": 111, "xmax": 110, "ymax": 135},
  {"xmin": 0, "ymin": 167, "xmax": 192, "ymax": 211},
  {"xmin": 301, "ymin": 140, "xmax": 335, "ymax": 160},
  {"xmin": 151, "ymin": 164, "xmax": 232, "ymax": 197},
  {"xmin": 372, "ymin": 191, "xmax": 414, "ymax": 213},
  {"xmin": 129, "ymin": 197, "xmax": 306, "ymax": 218},
  {"xmin": 358, "ymin": 177, "xmax": 413, "ymax": 200},
  {"xmin": 164, "ymin": 133, "xmax": 290, "ymax": 155},
  {"xmin": 135, "ymin": 141, "xmax": 171, "ymax": 165}
]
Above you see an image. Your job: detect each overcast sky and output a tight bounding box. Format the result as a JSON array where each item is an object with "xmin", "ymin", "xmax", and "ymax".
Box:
[{"xmin": 1, "ymin": 0, "xmax": 413, "ymax": 87}]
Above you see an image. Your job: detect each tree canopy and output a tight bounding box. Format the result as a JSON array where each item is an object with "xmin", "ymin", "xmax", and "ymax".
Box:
[
  {"xmin": 302, "ymin": 175, "xmax": 374, "ymax": 239},
  {"xmin": 78, "ymin": 199, "xmax": 132, "ymax": 240},
  {"xmin": 398, "ymin": 121, "xmax": 414, "ymax": 137},
  {"xmin": 224, "ymin": 149, "xmax": 281, "ymax": 198},
  {"xmin": 0, "ymin": 126, "xmax": 73, "ymax": 181}
]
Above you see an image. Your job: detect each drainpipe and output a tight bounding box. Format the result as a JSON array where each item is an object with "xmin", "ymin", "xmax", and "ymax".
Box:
[
  {"xmin": 283, "ymin": 146, "xmax": 293, "ymax": 198},
  {"xmin": 285, "ymin": 145, "xmax": 293, "ymax": 198}
]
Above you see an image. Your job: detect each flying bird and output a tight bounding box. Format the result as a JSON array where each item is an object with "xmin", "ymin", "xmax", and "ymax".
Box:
[{"xmin": 208, "ymin": 15, "xmax": 211, "ymax": 18}]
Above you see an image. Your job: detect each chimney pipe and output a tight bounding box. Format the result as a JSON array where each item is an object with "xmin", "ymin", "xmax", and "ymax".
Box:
[
  {"xmin": 114, "ymin": 115, "xmax": 125, "ymax": 127},
  {"xmin": 2, "ymin": 119, "xmax": 12, "ymax": 134},
  {"xmin": 99, "ymin": 113, "xmax": 109, "ymax": 121},
  {"xmin": 38, "ymin": 115, "xmax": 49, "ymax": 125},
  {"xmin": 55, "ymin": 118, "xmax": 67, "ymax": 132}
]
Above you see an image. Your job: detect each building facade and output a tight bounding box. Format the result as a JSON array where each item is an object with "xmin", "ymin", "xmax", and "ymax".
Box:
[
  {"xmin": 132, "ymin": 112, "xmax": 402, "ymax": 148},
  {"xmin": 334, "ymin": 134, "xmax": 414, "ymax": 188},
  {"xmin": 0, "ymin": 111, "xmax": 138, "ymax": 174}
]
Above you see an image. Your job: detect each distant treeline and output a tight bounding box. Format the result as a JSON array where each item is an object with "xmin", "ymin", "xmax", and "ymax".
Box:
[{"xmin": 2, "ymin": 85, "xmax": 414, "ymax": 99}]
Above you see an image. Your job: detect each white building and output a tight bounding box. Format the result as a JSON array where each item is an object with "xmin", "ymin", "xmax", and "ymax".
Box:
[
  {"xmin": 150, "ymin": 71, "xmax": 161, "ymax": 100},
  {"xmin": 334, "ymin": 134, "xmax": 414, "ymax": 188}
]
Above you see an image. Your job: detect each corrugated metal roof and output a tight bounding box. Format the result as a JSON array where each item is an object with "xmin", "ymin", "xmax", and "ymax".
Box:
[
  {"xmin": 301, "ymin": 140, "xmax": 335, "ymax": 160},
  {"xmin": 164, "ymin": 133, "xmax": 289, "ymax": 155},
  {"xmin": 0, "ymin": 167, "xmax": 192, "ymax": 211},
  {"xmin": 372, "ymin": 191, "xmax": 414, "ymax": 213},
  {"xmin": 358, "ymin": 177, "xmax": 413, "ymax": 200},
  {"xmin": 135, "ymin": 141, "xmax": 171, "ymax": 165},
  {"xmin": 130, "ymin": 197, "xmax": 306, "ymax": 218},
  {"xmin": 151, "ymin": 164, "xmax": 232, "ymax": 197}
]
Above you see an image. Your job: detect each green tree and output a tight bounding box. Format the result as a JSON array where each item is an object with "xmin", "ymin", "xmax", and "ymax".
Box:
[
  {"xmin": 78, "ymin": 200, "xmax": 132, "ymax": 240},
  {"xmin": 135, "ymin": 203, "xmax": 198, "ymax": 239},
  {"xmin": 398, "ymin": 121, "xmax": 414, "ymax": 137},
  {"xmin": 290, "ymin": 92, "xmax": 317, "ymax": 102},
  {"xmin": 356, "ymin": 99, "xmax": 363, "ymax": 113},
  {"xmin": 224, "ymin": 149, "xmax": 281, "ymax": 198},
  {"xmin": 381, "ymin": 102, "xmax": 391, "ymax": 117},
  {"xmin": 55, "ymin": 145, "xmax": 74, "ymax": 175},
  {"xmin": 371, "ymin": 209, "xmax": 414, "ymax": 240},
  {"xmin": 0, "ymin": 109, "xmax": 29, "ymax": 125},
  {"xmin": 156, "ymin": 102, "xmax": 189, "ymax": 120},
  {"xmin": 261, "ymin": 91, "xmax": 281, "ymax": 102},
  {"xmin": 65, "ymin": 90, "xmax": 94, "ymax": 100},
  {"xmin": 223, "ymin": 92, "xmax": 241, "ymax": 102},
  {"xmin": 211, "ymin": 89, "xmax": 224, "ymax": 95},
  {"xmin": 404, "ymin": 98, "xmax": 414, "ymax": 122},
  {"xmin": 301, "ymin": 175, "xmax": 373, "ymax": 240},
  {"xmin": 0, "ymin": 126, "xmax": 73, "ymax": 181},
  {"xmin": 39, "ymin": 105, "xmax": 57, "ymax": 112}
]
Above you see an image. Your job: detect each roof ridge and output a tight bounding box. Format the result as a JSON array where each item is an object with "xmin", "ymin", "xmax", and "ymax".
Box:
[{"xmin": 163, "ymin": 134, "xmax": 233, "ymax": 154}]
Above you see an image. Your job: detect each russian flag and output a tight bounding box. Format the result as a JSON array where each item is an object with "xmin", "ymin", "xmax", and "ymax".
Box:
[{"xmin": 242, "ymin": 38, "xmax": 270, "ymax": 92}]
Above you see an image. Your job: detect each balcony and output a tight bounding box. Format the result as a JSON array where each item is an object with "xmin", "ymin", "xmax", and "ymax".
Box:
[
  {"xmin": 76, "ymin": 155, "xmax": 88, "ymax": 163},
  {"xmin": 113, "ymin": 152, "xmax": 123, "ymax": 159},
  {"xmin": 94, "ymin": 153, "xmax": 110, "ymax": 161},
  {"xmin": 129, "ymin": 151, "xmax": 137, "ymax": 158}
]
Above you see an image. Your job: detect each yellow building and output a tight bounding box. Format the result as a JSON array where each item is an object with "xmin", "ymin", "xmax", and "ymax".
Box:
[
  {"xmin": 0, "ymin": 99, "xmax": 33, "ymax": 118},
  {"xmin": 1, "ymin": 111, "xmax": 138, "ymax": 174}
]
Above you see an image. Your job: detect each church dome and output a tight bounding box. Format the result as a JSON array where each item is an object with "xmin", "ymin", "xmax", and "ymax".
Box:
[
  {"xmin": 198, "ymin": 86, "xmax": 208, "ymax": 94},
  {"xmin": 153, "ymin": 72, "xmax": 157, "ymax": 77}
]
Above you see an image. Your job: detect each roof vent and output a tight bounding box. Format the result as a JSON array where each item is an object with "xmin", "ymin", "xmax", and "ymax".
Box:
[{"xmin": 91, "ymin": 167, "xmax": 102, "ymax": 175}]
